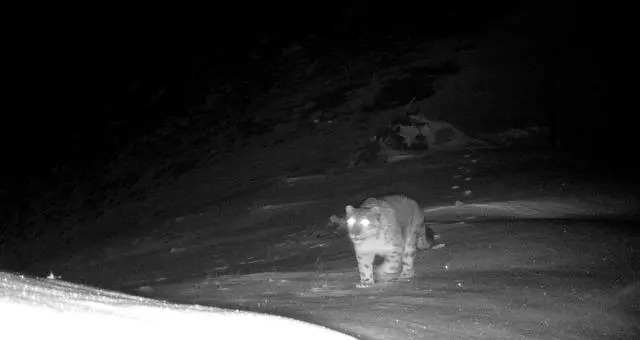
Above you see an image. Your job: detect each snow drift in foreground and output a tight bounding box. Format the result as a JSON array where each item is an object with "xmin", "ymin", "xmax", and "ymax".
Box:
[{"xmin": 0, "ymin": 272, "xmax": 356, "ymax": 340}]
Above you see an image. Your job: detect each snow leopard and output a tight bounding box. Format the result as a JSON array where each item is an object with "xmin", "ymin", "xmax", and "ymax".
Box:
[{"xmin": 345, "ymin": 194, "xmax": 438, "ymax": 288}]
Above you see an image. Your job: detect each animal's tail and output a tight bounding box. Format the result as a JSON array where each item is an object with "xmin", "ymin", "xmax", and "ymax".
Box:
[
  {"xmin": 423, "ymin": 198, "xmax": 638, "ymax": 223},
  {"xmin": 420, "ymin": 223, "xmax": 445, "ymax": 250}
]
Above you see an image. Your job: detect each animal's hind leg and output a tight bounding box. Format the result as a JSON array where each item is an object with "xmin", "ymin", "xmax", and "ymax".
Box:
[
  {"xmin": 417, "ymin": 222, "xmax": 430, "ymax": 249},
  {"xmin": 398, "ymin": 246, "xmax": 416, "ymax": 281},
  {"xmin": 377, "ymin": 251, "xmax": 403, "ymax": 281},
  {"xmin": 398, "ymin": 227, "xmax": 418, "ymax": 281}
]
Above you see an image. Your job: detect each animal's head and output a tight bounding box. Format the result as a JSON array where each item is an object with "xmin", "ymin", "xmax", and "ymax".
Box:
[{"xmin": 345, "ymin": 205, "xmax": 381, "ymax": 242}]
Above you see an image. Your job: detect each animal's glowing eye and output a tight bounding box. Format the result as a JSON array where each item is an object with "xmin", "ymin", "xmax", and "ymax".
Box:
[
  {"xmin": 360, "ymin": 218, "xmax": 370, "ymax": 227},
  {"xmin": 347, "ymin": 217, "xmax": 356, "ymax": 226}
]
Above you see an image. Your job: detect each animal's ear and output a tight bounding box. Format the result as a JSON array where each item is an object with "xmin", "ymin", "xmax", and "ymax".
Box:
[{"xmin": 345, "ymin": 205, "xmax": 354, "ymax": 214}]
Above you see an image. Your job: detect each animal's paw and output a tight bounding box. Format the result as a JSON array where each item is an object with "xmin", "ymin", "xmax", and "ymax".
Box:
[
  {"xmin": 356, "ymin": 280, "xmax": 374, "ymax": 288},
  {"xmin": 397, "ymin": 270, "xmax": 415, "ymax": 281}
]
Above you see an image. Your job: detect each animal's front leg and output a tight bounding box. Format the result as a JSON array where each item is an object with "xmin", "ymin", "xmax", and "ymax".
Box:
[{"xmin": 355, "ymin": 252, "xmax": 375, "ymax": 288}]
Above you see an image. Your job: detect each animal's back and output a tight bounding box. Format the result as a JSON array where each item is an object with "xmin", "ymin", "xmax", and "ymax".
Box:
[
  {"xmin": 363, "ymin": 194, "xmax": 437, "ymax": 250},
  {"xmin": 363, "ymin": 195, "xmax": 424, "ymax": 233}
]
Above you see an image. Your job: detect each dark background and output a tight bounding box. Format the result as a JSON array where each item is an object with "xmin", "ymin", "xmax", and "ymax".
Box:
[{"xmin": 1, "ymin": 1, "xmax": 631, "ymax": 243}]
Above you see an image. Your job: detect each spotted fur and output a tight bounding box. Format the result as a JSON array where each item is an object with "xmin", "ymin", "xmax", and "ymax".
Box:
[{"xmin": 345, "ymin": 195, "xmax": 435, "ymax": 288}]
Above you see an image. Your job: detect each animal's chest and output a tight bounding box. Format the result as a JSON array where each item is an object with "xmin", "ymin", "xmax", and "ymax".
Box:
[{"xmin": 355, "ymin": 236, "xmax": 396, "ymax": 254}]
